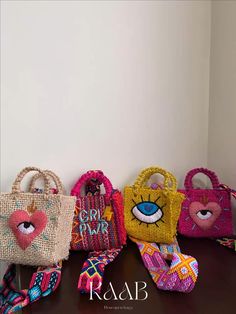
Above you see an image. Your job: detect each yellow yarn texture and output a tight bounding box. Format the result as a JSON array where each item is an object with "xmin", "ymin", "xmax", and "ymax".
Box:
[{"xmin": 124, "ymin": 167, "xmax": 185, "ymax": 244}]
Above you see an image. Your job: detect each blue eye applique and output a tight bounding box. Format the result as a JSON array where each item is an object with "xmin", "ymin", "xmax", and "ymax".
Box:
[{"xmin": 131, "ymin": 196, "xmax": 166, "ymax": 227}]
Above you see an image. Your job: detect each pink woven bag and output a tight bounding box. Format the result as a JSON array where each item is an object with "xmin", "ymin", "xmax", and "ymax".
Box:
[
  {"xmin": 70, "ymin": 170, "xmax": 126, "ymax": 251},
  {"xmin": 178, "ymin": 168, "xmax": 233, "ymax": 238},
  {"xmin": 70, "ymin": 170, "xmax": 127, "ymax": 294}
]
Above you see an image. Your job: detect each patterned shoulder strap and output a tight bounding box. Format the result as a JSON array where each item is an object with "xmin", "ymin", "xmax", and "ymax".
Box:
[
  {"xmin": 77, "ymin": 248, "xmax": 122, "ymax": 294},
  {"xmin": 130, "ymin": 236, "xmax": 198, "ymax": 293},
  {"xmin": 0, "ymin": 262, "xmax": 62, "ymax": 314},
  {"xmin": 218, "ymin": 184, "xmax": 236, "ymax": 198},
  {"xmin": 215, "ymin": 185, "xmax": 236, "ymax": 252},
  {"xmin": 216, "ymin": 238, "xmax": 236, "ymax": 252}
]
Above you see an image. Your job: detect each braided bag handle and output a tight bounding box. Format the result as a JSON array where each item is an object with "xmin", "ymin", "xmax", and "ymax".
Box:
[
  {"xmin": 133, "ymin": 166, "xmax": 177, "ymax": 192},
  {"xmin": 71, "ymin": 170, "xmax": 113, "ymax": 204},
  {"xmin": 184, "ymin": 168, "xmax": 220, "ymax": 190},
  {"xmin": 28, "ymin": 170, "xmax": 64, "ymax": 194},
  {"xmin": 11, "ymin": 167, "xmax": 51, "ymax": 195}
]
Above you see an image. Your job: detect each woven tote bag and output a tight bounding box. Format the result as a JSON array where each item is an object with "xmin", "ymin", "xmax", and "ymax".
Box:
[
  {"xmin": 0, "ymin": 167, "xmax": 76, "ymax": 266},
  {"xmin": 0, "ymin": 170, "xmax": 65, "ymax": 313},
  {"xmin": 70, "ymin": 170, "xmax": 126, "ymax": 294},
  {"xmin": 124, "ymin": 166, "xmax": 185, "ymax": 244},
  {"xmin": 70, "ymin": 170, "xmax": 126, "ymax": 251},
  {"xmin": 178, "ymin": 168, "xmax": 234, "ymax": 238}
]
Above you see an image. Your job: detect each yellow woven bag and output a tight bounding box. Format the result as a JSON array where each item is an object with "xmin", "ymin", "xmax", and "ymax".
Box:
[{"xmin": 124, "ymin": 167, "xmax": 185, "ymax": 244}]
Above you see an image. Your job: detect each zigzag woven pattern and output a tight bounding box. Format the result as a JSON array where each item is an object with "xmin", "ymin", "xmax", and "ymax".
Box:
[
  {"xmin": 70, "ymin": 171, "xmax": 126, "ymax": 251},
  {"xmin": 78, "ymin": 248, "xmax": 121, "ymax": 294},
  {"xmin": 132, "ymin": 238, "xmax": 198, "ymax": 293},
  {"xmin": 0, "ymin": 263, "xmax": 61, "ymax": 314}
]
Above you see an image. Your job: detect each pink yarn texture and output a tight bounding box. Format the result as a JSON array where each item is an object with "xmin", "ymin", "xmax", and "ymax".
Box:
[{"xmin": 178, "ymin": 168, "xmax": 233, "ymax": 238}]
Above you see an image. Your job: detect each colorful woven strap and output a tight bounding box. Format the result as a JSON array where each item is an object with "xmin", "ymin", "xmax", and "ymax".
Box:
[
  {"xmin": 0, "ymin": 262, "xmax": 62, "ymax": 314},
  {"xmin": 78, "ymin": 248, "xmax": 122, "ymax": 294},
  {"xmin": 216, "ymin": 238, "xmax": 236, "ymax": 252},
  {"xmin": 218, "ymin": 184, "xmax": 236, "ymax": 199},
  {"xmin": 130, "ymin": 237, "xmax": 198, "ymax": 293},
  {"xmin": 216, "ymin": 186, "xmax": 236, "ymax": 250},
  {"xmin": 158, "ymin": 238, "xmax": 181, "ymax": 256}
]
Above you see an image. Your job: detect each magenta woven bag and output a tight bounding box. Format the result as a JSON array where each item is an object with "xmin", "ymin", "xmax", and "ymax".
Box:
[
  {"xmin": 70, "ymin": 170, "xmax": 126, "ymax": 251},
  {"xmin": 178, "ymin": 168, "xmax": 233, "ymax": 238}
]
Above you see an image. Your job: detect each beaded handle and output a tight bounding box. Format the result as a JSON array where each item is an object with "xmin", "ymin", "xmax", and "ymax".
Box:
[
  {"xmin": 71, "ymin": 170, "xmax": 113, "ymax": 203},
  {"xmin": 12, "ymin": 167, "xmax": 51, "ymax": 194},
  {"xmin": 184, "ymin": 167, "xmax": 220, "ymax": 190},
  {"xmin": 133, "ymin": 167, "xmax": 177, "ymax": 191},
  {"xmin": 28, "ymin": 170, "xmax": 64, "ymax": 194}
]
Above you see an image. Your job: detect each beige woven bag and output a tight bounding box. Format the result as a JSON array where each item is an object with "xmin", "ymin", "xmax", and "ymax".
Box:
[{"xmin": 0, "ymin": 167, "xmax": 76, "ymax": 266}]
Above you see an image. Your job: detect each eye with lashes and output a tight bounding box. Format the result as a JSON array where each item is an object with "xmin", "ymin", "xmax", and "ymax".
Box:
[
  {"xmin": 196, "ymin": 209, "xmax": 212, "ymax": 220},
  {"xmin": 131, "ymin": 195, "xmax": 166, "ymax": 228}
]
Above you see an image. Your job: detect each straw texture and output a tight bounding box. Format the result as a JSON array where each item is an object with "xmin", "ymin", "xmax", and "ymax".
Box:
[
  {"xmin": 28, "ymin": 170, "xmax": 64, "ymax": 194},
  {"xmin": 0, "ymin": 167, "xmax": 76, "ymax": 266}
]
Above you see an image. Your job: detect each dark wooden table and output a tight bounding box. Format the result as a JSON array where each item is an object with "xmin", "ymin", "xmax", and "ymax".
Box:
[{"xmin": 20, "ymin": 237, "xmax": 236, "ymax": 314}]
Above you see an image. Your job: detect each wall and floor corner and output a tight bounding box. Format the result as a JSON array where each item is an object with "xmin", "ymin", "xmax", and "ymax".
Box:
[
  {"xmin": 0, "ymin": 1, "xmax": 235, "ymax": 278},
  {"xmin": 208, "ymin": 1, "xmax": 236, "ymax": 187},
  {"xmin": 208, "ymin": 0, "xmax": 236, "ymax": 229}
]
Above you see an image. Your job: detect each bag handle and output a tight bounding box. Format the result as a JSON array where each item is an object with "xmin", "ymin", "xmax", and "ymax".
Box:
[
  {"xmin": 11, "ymin": 167, "xmax": 51, "ymax": 194},
  {"xmin": 71, "ymin": 170, "xmax": 113, "ymax": 204},
  {"xmin": 184, "ymin": 167, "xmax": 220, "ymax": 190},
  {"xmin": 28, "ymin": 170, "xmax": 64, "ymax": 194},
  {"xmin": 133, "ymin": 167, "xmax": 177, "ymax": 192}
]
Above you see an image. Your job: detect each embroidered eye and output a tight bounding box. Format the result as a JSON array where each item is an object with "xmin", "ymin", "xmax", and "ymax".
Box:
[
  {"xmin": 132, "ymin": 201, "xmax": 163, "ymax": 224},
  {"xmin": 196, "ymin": 210, "xmax": 212, "ymax": 220},
  {"xmin": 17, "ymin": 222, "xmax": 35, "ymax": 234}
]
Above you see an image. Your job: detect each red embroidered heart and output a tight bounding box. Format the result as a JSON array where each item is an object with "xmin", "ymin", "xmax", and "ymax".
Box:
[
  {"xmin": 8, "ymin": 210, "xmax": 47, "ymax": 250},
  {"xmin": 189, "ymin": 201, "xmax": 222, "ymax": 230}
]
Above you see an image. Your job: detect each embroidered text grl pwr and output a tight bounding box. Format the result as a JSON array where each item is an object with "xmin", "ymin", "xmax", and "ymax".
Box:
[{"xmin": 78, "ymin": 208, "xmax": 108, "ymax": 236}]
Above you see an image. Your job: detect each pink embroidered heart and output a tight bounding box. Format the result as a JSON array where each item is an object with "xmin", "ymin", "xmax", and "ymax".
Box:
[
  {"xmin": 189, "ymin": 201, "xmax": 222, "ymax": 230},
  {"xmin": 8, "ymin": 210, "xmax": 47, "ymax": 250}
]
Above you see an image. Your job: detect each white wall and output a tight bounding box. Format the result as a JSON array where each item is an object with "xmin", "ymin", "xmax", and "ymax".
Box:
[
  {"xmin": 208, "ymin": 0, "xmax": 236, "ymax": 229},
  {"xmin": 208, "ymin": 1, "xmax": 236, "ymax": 188},
  {"xmin": 1, "ymin": 1, "xmax": 211, "ymax": 192}
]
